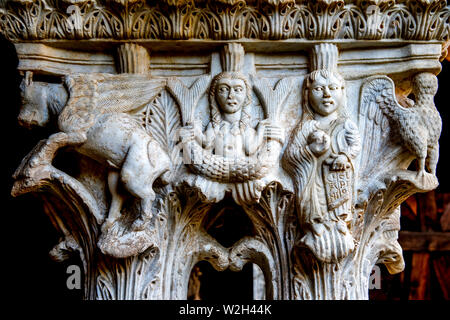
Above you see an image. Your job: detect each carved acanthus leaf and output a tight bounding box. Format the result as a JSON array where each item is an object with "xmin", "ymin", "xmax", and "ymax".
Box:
[
  {"xmin": 261, "ymin": 0, "xmax": 295, "ymax": 5},
  {"xmin": 62, "ymin": 0, "xmax": 91, "ymax": 3},
  {"xmin": 214, "ymin": 0, "xmax": 246, "ymax": 6},
  {"xmin": 238, "ymin": 182, "xmax": 295, "ymax": 299},
  {"xmin": 355, "ymin": 0, "xmax": 394, "ymax": 6},
  {"xmin": 0, "ymin": 0, "xmax": 448, "ymax": 40}
]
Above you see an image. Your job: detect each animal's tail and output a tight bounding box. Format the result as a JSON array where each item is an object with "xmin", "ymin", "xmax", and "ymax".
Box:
[{"xmin": 183, "ymin": 140, "xmax": 275, "ymax": 183}]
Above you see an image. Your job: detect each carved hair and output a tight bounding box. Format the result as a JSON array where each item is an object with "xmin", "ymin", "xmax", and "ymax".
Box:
[
  {"xmin": 209, "ymin": 71, "xmax": 252, "ymax": 131},
  {"xmin": 301, "ymin": 69, "xmax": 347, "ymax": 121}
]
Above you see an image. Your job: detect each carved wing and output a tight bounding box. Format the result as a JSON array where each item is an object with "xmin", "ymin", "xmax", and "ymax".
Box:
[
  {"xmin": 357, "ymin": 76, "xmax": 405, "ymax": 201},
  {"xmin": 59, "ymin": 73, "xmax": 166, "ymax": 132},
  {"xmin": 95, "ymin": 74, "xmax": 167, "ymax": 113}
]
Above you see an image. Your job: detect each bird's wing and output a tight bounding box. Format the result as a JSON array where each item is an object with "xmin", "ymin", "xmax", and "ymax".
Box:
[
  {"xmin": 357, "ymin": 76, "xmax": 405, "ymax": 197},
  {"xmin": 91, "ymin": 73, "xmax": 167, "ymax": 114},
  {"xmin": 60, "ymin": 73, "xmax": 166, "ymax": 132}
]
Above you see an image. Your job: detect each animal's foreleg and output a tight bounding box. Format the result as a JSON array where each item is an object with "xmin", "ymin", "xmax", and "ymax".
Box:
[
  {"xmin": 14, "ymin": 131, "xmax": 87, "ymax": 181},
  {"xmin": 39, "ymin": 131, "xmax": 87, "ymax": 163}
]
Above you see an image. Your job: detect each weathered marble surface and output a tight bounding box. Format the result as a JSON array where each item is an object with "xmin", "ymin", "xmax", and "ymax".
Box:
[{"xmin": 2, "ymin": 0, "xmax": 449, "ymax": 300}]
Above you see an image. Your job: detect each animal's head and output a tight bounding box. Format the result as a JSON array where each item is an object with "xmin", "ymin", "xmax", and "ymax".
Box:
[
  {"xmin": 412, "ymin": 72, "xmax": 438, "ymax": 97},
  {"xmin": 18, "ymin": 71, "xmax": 67, "ymax": 129}
]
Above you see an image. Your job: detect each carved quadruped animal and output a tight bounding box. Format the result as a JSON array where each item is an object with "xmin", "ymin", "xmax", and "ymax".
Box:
[{"xmin": 16, "ymin": 71, "xmax": 171, "ymax": 256}]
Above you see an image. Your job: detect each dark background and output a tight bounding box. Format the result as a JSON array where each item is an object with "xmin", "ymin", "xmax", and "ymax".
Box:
[{"xmin": 1, "ymin": 34, "xmax": 449, "ymax": 301}]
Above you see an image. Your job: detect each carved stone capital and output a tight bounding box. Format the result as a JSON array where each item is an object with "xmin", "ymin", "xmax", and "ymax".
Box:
[{"xmin": 3, "ymin": 0, "xmax": 449, "ymax": 301}]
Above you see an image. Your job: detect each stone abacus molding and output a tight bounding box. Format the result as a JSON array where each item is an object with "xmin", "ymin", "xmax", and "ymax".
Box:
[{"xmin": 3, "ymin": 0, "xmax": 449, "ymax": 300}]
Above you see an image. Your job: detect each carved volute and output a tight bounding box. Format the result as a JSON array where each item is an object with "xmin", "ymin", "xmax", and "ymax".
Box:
[{"xmin": 2, "ymin": 0, "xmax": 449, "ymax": 300}]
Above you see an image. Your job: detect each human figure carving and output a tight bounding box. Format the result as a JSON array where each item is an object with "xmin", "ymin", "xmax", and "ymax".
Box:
[
  {"xmin": 194, "ymin": 72, "xmax": 279, "ymax": 159},
  {"xmin": 180, "ymin": 71, "xmax": 283, "ymax": 183},
  {"xmin": 283, "ymin": 69, "xmax": 361, "ymax": 263}
]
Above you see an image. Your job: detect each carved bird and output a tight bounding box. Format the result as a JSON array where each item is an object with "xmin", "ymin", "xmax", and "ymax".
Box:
[{"xmin": 374, "ymin": 72, "xmax": 442, "ymax": 178}]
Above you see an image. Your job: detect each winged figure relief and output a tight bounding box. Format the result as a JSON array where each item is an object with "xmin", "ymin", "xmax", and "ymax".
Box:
[
  {"xmin": 15, "ymin": 72, "xmax": 171, "ymax": 257},
  {"xmin": 357, "ymin": 73, "xmax": 441, "ymax": 204}
]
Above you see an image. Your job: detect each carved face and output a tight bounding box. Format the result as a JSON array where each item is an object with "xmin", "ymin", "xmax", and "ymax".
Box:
[
  {"xmin": 215, "ymin": 78, "xmax": 247, "ymax": 114},
  {"xmin": 308, "ymin": 73, "xmax": 344, "ymax": 117}
]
